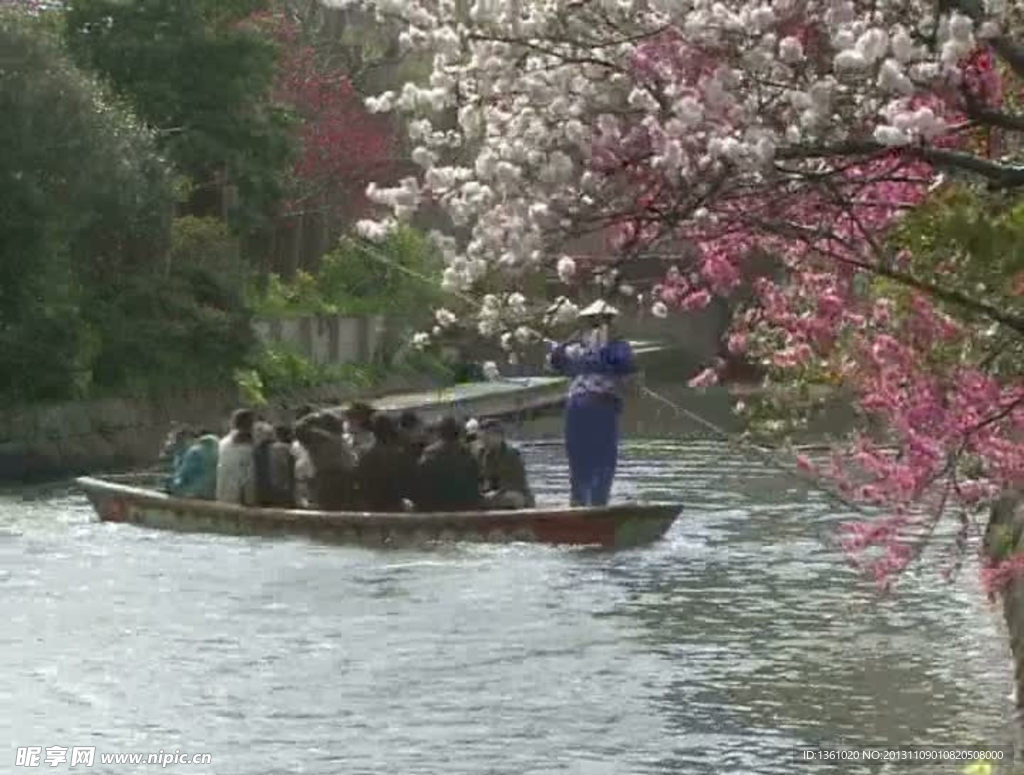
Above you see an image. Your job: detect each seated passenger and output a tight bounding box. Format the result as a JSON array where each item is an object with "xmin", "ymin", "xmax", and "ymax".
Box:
[
  {"xmin": 253, "ymin": 422, "xmax": 293, "ymax": 508},
  {"xmin": 217, "ymin": 409, "xmax": 257, "ymax": 505},
  {"xmin": 160, "ymin": 425, "xmax": 196, "ymax": 489},
  {"xmin": 354, "ymin": 414, "xmax": 416, "ymax": 512},
  {"xmin": 291, "ymin": 405, "xmax": 315, "ymax": 508},
  {"xmin": 344, "ymin": 401, "xmax": 377, "ymax": 458},
  {"xmin": 168, "ymin": 432, "xmax": 219, "ymax": 500},
  {"xmin": 415, "ymin": 416, "xmax": 482, "ymax": 512},
  {"xmin": 398, "ymin": 410, "xmax": 428, "ymax": 461},
  {"xmin": 477, "ymin": 419, "xmax": 535, "ymax": 509},
  {"xmin": 294, "ymin": 411, "xmax": 356, "ymax": 510},
  {"xmin": 268, "ymin": 425, "xmax": 296, "ymax": 508},
  {"xmin": 464, "ymin": 417, "xmax": 482, "ymax": 456}
]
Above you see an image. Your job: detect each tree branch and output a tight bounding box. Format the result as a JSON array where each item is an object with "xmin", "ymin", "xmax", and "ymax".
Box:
[
  {"xmin": 737, "ymin": 208, "xmax": 1024, "ymax": 336},
  {"xmin": 949, "ymin": 0, "xmax": 1024, "ymax": 80},
  {"xmin": 776, "ymin": 141, "xmax": 1024, "ymax": 188},
  {"xmin": 989, "ymin": 36, "xmax": 1024, "ymax": 82},
  {"xmin": 836, "ymin": 251, "xmax": 1024, "ymax": 337},
  {"xmin": 964, "ymin": 103, "xmax": 1024, "ymax": 134}
]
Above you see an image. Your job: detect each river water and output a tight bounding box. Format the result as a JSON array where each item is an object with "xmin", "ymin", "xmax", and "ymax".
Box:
[{"xmin": 0, "ymin": 404, "xmax": 1017, "ymax": 774}]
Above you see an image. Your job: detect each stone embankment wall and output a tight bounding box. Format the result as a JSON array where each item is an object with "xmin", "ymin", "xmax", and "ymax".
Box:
[
  {"xmin": 251, "ymin": 304, "xmax": 729, "ymax": 377},
  {"xmin": 0, "ymin": 373, "xmax": 436, "ymax": 483},
  {"xmin": 251, "ymin": 314, "xmax": 388, "ymax": 366}
]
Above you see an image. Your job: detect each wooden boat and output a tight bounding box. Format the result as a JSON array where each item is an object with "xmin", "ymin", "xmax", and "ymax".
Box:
[{"xmin": 76, "ymin": 476, "xmax": 681, "ymax": 549}]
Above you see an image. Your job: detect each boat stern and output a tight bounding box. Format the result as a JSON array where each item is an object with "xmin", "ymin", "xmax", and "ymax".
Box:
[{"xmin": 612, "ymin": 507, "xmax": 680, "ymax": 548}]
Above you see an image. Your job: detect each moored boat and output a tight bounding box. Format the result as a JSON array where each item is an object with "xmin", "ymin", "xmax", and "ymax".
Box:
[{"xmin": 76, "ymin": 476, "xmax": 681, "ymax": 549}]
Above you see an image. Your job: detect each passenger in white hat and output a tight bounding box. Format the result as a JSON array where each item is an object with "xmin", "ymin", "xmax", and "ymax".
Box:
[
  {"xmin": 577, "ymin": 298, "xmax": 620, "ymax": 318},
  {"xmin": 546, "ymin": 297, "xmax": 635, "ymax": 507},
  {"xmin": 464, "ymin": 416, "xmax": 482, "ymax": 455}
]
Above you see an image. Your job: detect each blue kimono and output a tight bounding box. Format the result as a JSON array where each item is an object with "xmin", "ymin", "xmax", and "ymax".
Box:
[{"xmin": 548, "ymin": 337, "xmax": 635, "ymax": 506}]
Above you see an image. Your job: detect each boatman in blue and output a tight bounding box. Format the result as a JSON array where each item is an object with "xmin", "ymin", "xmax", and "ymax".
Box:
[{"xmin": 547, "ymin": 300, "xmax": 636, "ymax": 507}]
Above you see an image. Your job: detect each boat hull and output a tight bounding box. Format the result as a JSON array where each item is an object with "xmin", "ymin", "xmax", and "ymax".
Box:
[{"xmin": 76, "ymin": 477, "xmax": 680, "ymax": 549}]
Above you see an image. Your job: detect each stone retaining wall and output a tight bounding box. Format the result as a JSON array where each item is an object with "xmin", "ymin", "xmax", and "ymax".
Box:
[
  {"xmin": 251, "ymin": 314, "xmax": 388, "ymax": 366},
  {"xmin": 0, "ymin": 373, "xmax": 437, "ymax": 483}
]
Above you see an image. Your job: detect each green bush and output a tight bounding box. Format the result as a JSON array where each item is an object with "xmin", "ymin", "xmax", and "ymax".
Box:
[
  {"xmin": 252, "ymin": 226, "xmax": 444, "ymax": 319},
  {"xmin": 0, "ymin": 15, "xmax": 173, "ymax": 402},
  {"xmin": 85, "ymin": 216, "xmax": 257, "ymax": 394},
  {"xmin": 877, "ymin": 182, "xmax": 1024, "ymax": 377},
  {"xmin": 234, "ymin": 345, "xmax": 384, "ymax": 406},
  {"xmin": 318, "ymin": 227, "xmax": 445, "ymax": 317},
  {"xmin": 252, "ymin": 270, "xmax": 331, "ymax": 318},
  {"xmin": 170, "ymin": 216, "xmax": 248, "ymax": 288},
  {"xmin": 0, "ymin": 15, "xmax": 265, "ymax": 405}
]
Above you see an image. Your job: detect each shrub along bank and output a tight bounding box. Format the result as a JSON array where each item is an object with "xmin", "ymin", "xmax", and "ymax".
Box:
[
  {"xmin": 1, "ymin": 14, "xmax": 260, "ymax": 406},
  {"xmin": 241, "ymin": 225, "xmax": 451, "ymax": 402}
]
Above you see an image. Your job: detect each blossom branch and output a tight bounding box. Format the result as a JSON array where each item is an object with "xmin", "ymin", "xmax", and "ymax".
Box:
[{"xmin": 777, "ymin": 142, "xmax": 1024, "ymax": 188}]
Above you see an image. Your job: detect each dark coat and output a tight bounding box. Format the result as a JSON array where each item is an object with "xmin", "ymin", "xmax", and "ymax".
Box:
[
  {"xmin": 478, "ymin": 442, "xmax": 535, "ymax": 507},
  {"xmin": 354, "ymin": 440, "xmax": 417, "ymax": 512},
  {"xmin": 254, "ymin": 440, "xmax": 295, "ymax": 508},
  {"xmin": 415, "ymin": 440, "xmax": 481, "ymax": 512},
  {"xmin": 402, "ymin": 437, "xmax": 427, "ymax": 463},
  {"xmin": 294, "ymin": 420, "xmax": 356, "ymax": 510}
]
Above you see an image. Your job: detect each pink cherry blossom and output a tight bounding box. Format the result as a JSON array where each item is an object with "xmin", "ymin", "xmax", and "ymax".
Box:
[{"xmin": 349, "ymin": 0, "xmax": 1024, "ymax": 591}]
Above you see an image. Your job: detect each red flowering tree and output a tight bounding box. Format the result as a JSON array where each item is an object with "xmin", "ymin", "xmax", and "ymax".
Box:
[{"xmin": 253, "ymin": 4, "xmax": 399, "ymax": 225}]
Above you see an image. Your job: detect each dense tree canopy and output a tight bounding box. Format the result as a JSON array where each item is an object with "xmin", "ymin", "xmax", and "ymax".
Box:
[
  {"xmin": 0, "ymin": 15, "xmax": 256, "ymax": 402},
  {"xmin": 0, "ymin": 15, "xmax": 173, "ymax": 399},
  {"xmin": 62, "ymin": 0, "xmax": 294, "ymax": 233}
]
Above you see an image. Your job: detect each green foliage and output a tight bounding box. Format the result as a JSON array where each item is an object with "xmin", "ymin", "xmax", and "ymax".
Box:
[
  {"xmin": 388, "ymin": 344, "xmax": 459, "ymax": 382},
  {"xmin": 235, "ymin": 366, "xmax": 268, "ymax": 407},
  {"xmin": 890, "ymin": 184, "xmax": 1024, "ymax": 304},
  {"xmin": 85, "ymin": 216, "xmax": 257, "ymax": 394},
  {"xmin": 0, "ymin": 14, "xmax": 278, "ymax": 406},
  {"xmin": 170, "ymin": 215, "xmax": 249, "ymax": 289},
  {"xmin": 255, "ymin": 271, "xmax": 331, "ymax": 317},
  {"xmin": 253, "ymin": 226, "xmax": 444, "ymax": 319},
  {"xmin": 62, "ymin": 0, "xmax": 294, "ymax": 235},
  {"xmin": 239, "ymin": 227, "xmax": 455, "ymax": 400},
  {"xmin": 320, "ymin": 227, "xmax": 445, "ymax": 315},
  {"xmin": 0, "ymin": 16, "xmax": 174, "ymax": 402},
  {"xmin": 234, "ymin": 344, "xmax": 384, "ymax": 405},
  {"xmin": 883, "ymin": 183, "xmax": 1024, "ymax": 376}
]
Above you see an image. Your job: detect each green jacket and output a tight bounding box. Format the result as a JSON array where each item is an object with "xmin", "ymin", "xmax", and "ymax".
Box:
[{"xmin": 169, "ymin": 435, "xmax": 219, "ymax": 500}]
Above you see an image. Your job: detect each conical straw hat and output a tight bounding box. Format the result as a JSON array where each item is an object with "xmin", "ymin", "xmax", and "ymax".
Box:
[{"xmin": 578, "ymin": 299, "xmax": 619, "ymax": 318}]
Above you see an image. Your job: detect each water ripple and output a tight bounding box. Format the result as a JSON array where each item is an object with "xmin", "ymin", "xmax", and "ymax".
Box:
[{"xmin": 0, "ymin": 439, "xmax": 1014, "ymax": 774}]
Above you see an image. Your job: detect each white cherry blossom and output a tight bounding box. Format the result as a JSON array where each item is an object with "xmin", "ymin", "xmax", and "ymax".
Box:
[{"xmin": 342, "ymin": 0, "xmax": 1013, "ymax": 343}]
